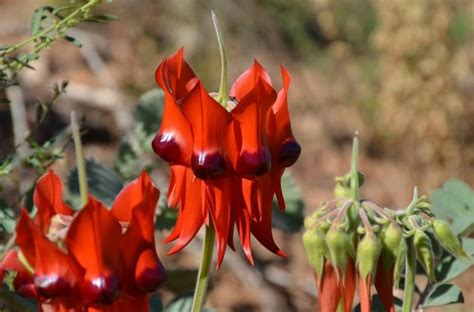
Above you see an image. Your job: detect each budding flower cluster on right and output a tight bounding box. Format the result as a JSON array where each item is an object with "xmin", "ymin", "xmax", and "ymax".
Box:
[{"xmin": 303, "ymin": 173, "xmax": 469, "ymax": 312}]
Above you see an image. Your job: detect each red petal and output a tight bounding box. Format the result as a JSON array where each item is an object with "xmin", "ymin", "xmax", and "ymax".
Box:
[
  {"xmin": 111, "ymin": 171, "xmax": 159, "ymax": 244},
  {"xmin": 341, "ymin": 259, "xmax": 356, "ymax": 312},
  {"xmin": 230, "ymin": 60, "xmax": 272, "ymax": 101},
  {"xmin": 233, "ymin": 182, "xmax": 254, "ymax": 265},
  {"xmin": 374, "ymin": 261, "xmax": 395, "ymax": 312},
  {"xmin": 357, "ymin": 273, "xmax": 372, "ymax": 312},
  {"xmin": 180, "ymin": 82, "xmax": 232, "ymax": 180},
  {"xmin": 66, "ymin": 197, "xmax": 122, "ymax": 306},
  {"xmin": 268, "ymin": 66, "xmax": 301, "ymax": 168},
  {"xmin": 134, "ymin": 249, "xmax": 166, "ymax": 292},
  {"xmin": 152, "ymin": 49, "xmax": 196, "ymax": 166},
  {"xmin": 167, "ymin": 169, "xmax": 207, "ymax": 255},
  {"xmin": 16, "ymin": 210, "xmax": 83, "ymax": 298},
  {"xmin": 230, "ymin": 78, "xmax": 276, "ymax": 176},
  {"xmin": 318, "ymin": 260, "xmax": 341, "ymax": 312},
  {"xmin": 33, "ymin": 170, "xmax": 74, "ymax": 233}
]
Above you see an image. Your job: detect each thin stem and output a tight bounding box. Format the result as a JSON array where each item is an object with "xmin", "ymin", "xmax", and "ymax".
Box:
[
  {"xmin": 191, "ymin": 226, "xmax": 216, "ymax": 312},
  {"xmin": 402, "ymin": 237, "xmax": 416, "ymax": 312},
  {"xmin": 1, "ymin": 0, "xmax": 100, "ymax": 56},
  {"xmin": 405, "ymin": 187, "xmax": 419, "ymax": 215},
  {"xmin": 359, "ymin": 209, "xmax": 373, "ymax": 237},
  {"xmin": 70, "ymin": 112, "xmax": 88, "ymax": 206},
  {"xmin": 350, "ymin": 131, "xmax": 360, "ymax": 202},
  {"xmin": 211, "ymin": 10, "xmax": 229, "ymax": 105}
]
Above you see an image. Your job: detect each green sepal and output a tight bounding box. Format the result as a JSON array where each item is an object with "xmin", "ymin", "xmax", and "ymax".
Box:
[
  {"xmin": 432, "ymin": 220, "xmax": 469, "ymax": 260},
  {"xmin": 381, "ymin": 222, "xmax": 403, "ymax": 271},
  {"xmin": 302, "ymin": 229, "xmax": 327, "ymax": 286},
  {"xmin": 357, "ymin": 234, "xmax": 381, "ymax": 280},
  {"xmin": 414, "ymin": 230, "xmax": 436, "ymax": 282}
]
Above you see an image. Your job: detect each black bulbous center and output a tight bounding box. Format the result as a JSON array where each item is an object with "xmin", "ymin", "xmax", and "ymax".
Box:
[
  {"xmin": 278, "ymin": 139, "xmax": 301, "ymax": 167},
  {"xmin": 81, "ymin": 275, "xmax": 120, "ymax": 307},
  {"xmin": 152, "ymin": 132, "xmax": 181, "ymax": 163},
  {"xmin": 34, "ymin": 274, "xmax": 72, "ymax": 298},
  {"xmin": 238, "ymin": 148, "xmax": 271, "ymax": 176},
  {"xmin": 192, "ymin": 152, "xmax": 226, "ymax": 180}
]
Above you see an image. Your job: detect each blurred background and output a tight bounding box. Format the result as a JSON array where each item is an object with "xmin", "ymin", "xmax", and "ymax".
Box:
[{"xmin": 0, "ymin": 0, "xmax": 473, "ymax": 311}]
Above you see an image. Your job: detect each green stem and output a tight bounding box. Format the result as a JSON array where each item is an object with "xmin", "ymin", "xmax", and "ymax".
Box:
[
  {"xmin": 211, "ymin": 10, "xmax": 229, "ymax": 106},
  {"xmin": 70, "ymin": 112, "xmax": 88, "ymax": 206},
  {"xmin": 405, "ymin": 187, "xmax": 419, "ymax": 215},
  {"xmin": 350, "ymin": 131, "xmax": 360, "ymax": 202},
  {"xmin": 1, "ymin": 0, "xmax": 100, "ymax": 56},
  {"xmin": 191, "ymin": 226, "xmax": 216, "ymax": 312},
  {"xmin": 402, "ymin": 237, "xmax": 416, "ymax": 312}
]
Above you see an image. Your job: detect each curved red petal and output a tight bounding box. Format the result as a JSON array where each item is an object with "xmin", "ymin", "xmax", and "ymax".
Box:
[
  {"xmin": 66, "ymin": 197, "xmax": 122, "ymax": 306},
  {"xmin": 111, "ymin": 171, "xmax": 159, "ymax": 244},
  {"xmin": 230, "ymin": 78, "xmax": 276, "ymax": 176},
  {"xmin": 33, "ymin": 170, "xmax": 74, "ymax": 233},
  {"xmin": 152, "ymin": 50, "xmax": 197, "ymax": 166},
  {"xmin": 318, "ymin": 260, "xmax": 341, "ymax": 312},
  {"xmin": 180, "ymin": 82, "xmax": 232, "ymax": 180},
  {"xmin": 268, "ymin": 66, "xmax": 301, "ymax": 168},
  {"xmin": 16, "ymin": 210, "xmax": 83, "ymax": 299},
  {"xmin": 230, "ymin": 60, "xmax": 272, "ymax": 101},
  {"xmin": 341, "ymin": 260, "xmax": 356, "ymax": 312},
  {"xmin": 134, "ymin": 249, "xmax": 166, "ymax": 292},
  {"xmin": 357, "ymin": 273, "xmax": 372, "ymax": 312},
  {"xmin": 374, "ymin": 261, "xmax": 395, "ymax": 312}
]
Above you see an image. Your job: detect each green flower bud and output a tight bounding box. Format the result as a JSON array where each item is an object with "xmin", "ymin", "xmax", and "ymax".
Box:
[
  {"xmin": 381, "ymin": 223, "xmax": 403, "ymax": 269},
  {"xmin": 303, "ymin": 230, "xmax": 327, "ymax": 285},
  {"xmin": 316, "ymin": 221, "xmax": 331, "ymax": 233},
  {"xmin": 414, "ymin": 230, "xmax": 435, "ymax": 282},
  {"xmin": 325, "ymin": 228, "xmax": 354, "ymax": 278},
  {"xmin": 432, "ymin": 220, "xmax": 469, "ymax": 259},
  {"xmin": 393, "ymin": 239, "xmax": 406, "ymax": 288},
  {"xmin": 357, "ymin": 234, "xmax": 381, "ymax": 280}
]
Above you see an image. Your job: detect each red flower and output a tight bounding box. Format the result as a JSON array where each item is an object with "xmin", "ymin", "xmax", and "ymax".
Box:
[
  {"xmin": 152, "ymin": 49, "xmax": 301, "ymax": 266},
  {"xmin": 0, "ymin": 170, "xmax": 166, "ymax": 311}
]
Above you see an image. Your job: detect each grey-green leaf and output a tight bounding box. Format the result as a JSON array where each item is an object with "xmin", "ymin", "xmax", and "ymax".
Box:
[{"xmin": 422, "ymin": 284, "xmax": 464, "ymax": 308}]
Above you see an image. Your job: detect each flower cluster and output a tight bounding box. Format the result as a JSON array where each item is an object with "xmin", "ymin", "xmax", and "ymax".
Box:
[
  {"xmin": 152, "ymin": 49, "xmax": 301, "ymax": 266},
  {"xmin": 303, "ymin": 175, "xmax": 469, "ymax": 312},
  {"xmin": 0, "ymin": 170, "xmax": 166, "ymax": 311}
]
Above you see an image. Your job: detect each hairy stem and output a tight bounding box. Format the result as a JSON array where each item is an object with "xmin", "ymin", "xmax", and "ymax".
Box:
[
  {"xmin": 402, "ymin": 237, "xmax": 416, "ymax": 312},
  {"xmin": 70, "ymin": 112, "xmax": 88, "ymax": 206}
]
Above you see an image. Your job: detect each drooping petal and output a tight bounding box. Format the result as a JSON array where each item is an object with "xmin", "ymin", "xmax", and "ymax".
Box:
[
  {"xmin": 267, "ymin": 66, "xmax": 301, "ymax": 168},
  {"xmin": 167, "ymin": 168, "xmax": 207, "ymax": 255},
  {"xmin": 33, "ymin": 170, "xmax": 74, "ymax": 234},
  {"xmin": 152, "ymin": 49, "xmax": 196, "ymax": 166},
  {"xmin": 230, "ymin": 78, "xmax": 276, "ymax": 177},
  {"xmin": 357, "ymin": 273, "xmax": 373, "ymax": 312},
  {"xmin": 66, "ymin": 197, "xmax": 122, "ymax": 307},
  {"xmin": 16, "ymin": 210, "xmax": 83, "ymax": 299},
  {"xmin": 374, "ymin": 261, "xmax": 395, "ymax": 312},
  {"xmin": 318, "ymin": 260, "xmax": 341, "ymax": 312},
  {"xmin": 181, "ymin": 81, "xmax": 232, "ymax": 180},
  {"xmin": 230, "ymin": 60, "xmax": 272, "ymax": 101}
]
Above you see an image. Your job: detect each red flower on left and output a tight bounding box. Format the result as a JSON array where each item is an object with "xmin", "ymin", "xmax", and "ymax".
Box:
[{"xmin": 0, "ymin": 170, "xmax": 166, "ymax": 311}]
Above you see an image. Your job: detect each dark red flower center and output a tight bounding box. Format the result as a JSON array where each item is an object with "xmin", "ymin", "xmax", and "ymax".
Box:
[
  {"xmin": 278, "ymin": 138, "xmax": 301, "ymax": 167},
  {"xmin": 34, "ymin": 274, "xmax": 73, "ymax": 298},
  {"xmin": 191, "ymin": 152, "xmax": 227, "ymax": 180},
  {"xmin": 238, "ymin": 148, "xmax": 271, "ymax": 176},
  {"xmin": 152, "ymin": 132, "xmax": 181, "ymax": 163},
  {"xmin": 80, "ymin": 275, "xmax": 120, "ymax": 307}
]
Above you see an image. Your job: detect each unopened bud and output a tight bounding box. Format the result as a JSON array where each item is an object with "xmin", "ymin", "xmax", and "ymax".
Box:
[
  {"xmin": 357, "ymin": 234, "xmax": 381, "ymax": 280},
  {"xmin": 303, "ymin": 230, "xmax": 327, "ymax": 285},
  {"xmin": 325, "ymin": 228, "xmax": 354, "ymax": 278},
  {"xmin": 432, "ymin": 220, "xmax": 468, "ymax": 259},
  {"xmin": 381, "ymin": 223, "xmax": 403, "ymax": 269},
  {"xmin": 414, "ymin": 230, "xmax": 435, "ymax": 282},
  {"xmin": 393, "ymin": 239, "xmax": 406, "ymax": 288}
]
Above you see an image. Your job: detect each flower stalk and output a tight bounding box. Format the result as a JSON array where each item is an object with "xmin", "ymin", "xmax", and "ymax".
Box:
[
  {"xmin": 70, "ymin": 112, "xmax": 88, "ymax": 206},
  {"xmin": 402, "ymin": 237, "xmax": 416, "ymax": 312},
  {"xmin": 211, "ymin": 10, "xmax": 229, "ymax": 106},
  {"xmin": 191, "ymin": 226, "xmax": 215, "ymax": 312}
]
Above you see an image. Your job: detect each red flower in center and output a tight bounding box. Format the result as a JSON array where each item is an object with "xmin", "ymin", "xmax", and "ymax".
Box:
[{"xmin": 152, "ymin": 49, "xmax": 301, "ymax": 266}]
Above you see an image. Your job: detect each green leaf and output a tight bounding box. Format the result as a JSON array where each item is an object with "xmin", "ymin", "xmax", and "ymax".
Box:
[
  {"xmin": 165, "ymin": 292, "xmax": 213, "ymax": 312},
  {"xmin": 155, "ymin": 206, "xmax": 178, "ymax": 231},
  {"xmin": 148, "ymin": 293, "xmax": 164, "ymax": 312},
  {"xmin": 431, "ymin": 179, "xmax": 474, "ymax": 235},
  {"xmin": 84, "ymin": 14, "xmax": 118, "ymax": 23},
  {"xmin": 422, "ymin": 284, "xmax": 464, "ymax": 308},
  {"xmin": 354, "ymin": 295, "xmax": 403, "ymax": 312},
  {"xmin": 67, "ymin": 159, "xmax": 124, "ymax": 207},
  {"xmin": 30, "ymin": 6, "xmax": 54, "ymax": 35},
  {"xmin": 0, "ymin": 285, "xmax": 37, "ymax": 311},
  {"xmin": 64, "ymin": 35, "xmax": 82, "ymax": 48},
  {"xmin": 435, "ymin": 238, "xmax": 474, "ymax": 284},
  {"xmin": 114, "ymin": 141, "xmax": 140, "ymax": 180},
  {"xmin": 272, "ymin": 171, "xmax": 304, "ymax": 233},
  {"xmin": 135, "ymin": 88, "xmax": 165, "ymax": 137}
]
